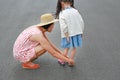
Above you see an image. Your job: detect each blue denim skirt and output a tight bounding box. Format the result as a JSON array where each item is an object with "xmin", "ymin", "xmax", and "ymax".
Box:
[{"xmin": 61, "ymin": 34, "xmax": 82, "ymax": 48}]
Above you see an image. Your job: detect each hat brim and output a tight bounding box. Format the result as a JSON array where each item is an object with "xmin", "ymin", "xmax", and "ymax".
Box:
[{"xmin": 36, "ymin": 19, "xmax": 58, "ymax": 27}]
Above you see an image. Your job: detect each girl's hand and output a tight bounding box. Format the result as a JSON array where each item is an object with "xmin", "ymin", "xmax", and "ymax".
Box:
[
  {"xmin": 66, "ymin": 37, "xmax": 70, "ymax": 42},
  {"xmin": 65, "ymin": 32, "xmax": 69, "ymax": 42}
]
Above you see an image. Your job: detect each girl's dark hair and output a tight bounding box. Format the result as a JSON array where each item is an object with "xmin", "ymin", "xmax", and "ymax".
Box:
[
  {"xmin": 55, "ymin": 0, "xmax": 74, "ymax": 19},
  {"xmin": 41, "ymin": 23, "xmax": 53, "ymax": 30}
]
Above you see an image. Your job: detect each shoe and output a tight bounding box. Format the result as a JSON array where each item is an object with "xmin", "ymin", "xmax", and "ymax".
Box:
[
  {"xmin": 22, "ymin": 62, "xmax": 40, "ymax": 69},
  {"xmin": 57, "ymin": 59, "xmax": 65, "ymax": 66}
]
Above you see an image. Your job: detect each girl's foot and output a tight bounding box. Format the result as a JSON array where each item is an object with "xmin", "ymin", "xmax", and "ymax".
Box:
[
  {"xmin": 68, "ymin": 62, "xmax": 75, "ymax": 67},
  {"xmin": 22, "ymin": 62, "xmax": 40, "ymax": 69},
  {"xmin": 68, "ymin": 59, "xmax": 75, "ymax": 67},
  {"xmin": 57, "ymin": 59, "xmax": 65, "ymax": 66}
]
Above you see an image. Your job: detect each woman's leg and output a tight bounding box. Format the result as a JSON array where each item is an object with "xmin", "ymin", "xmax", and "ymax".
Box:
[
  {"xmin": 22, "ymin": 45, "xmax": 47, "ymax": 69},
  {"xmin": 30, "ymin": 45, "xmax": 47, "ymax": 61},
  {"xmin": 31, "ymin": 49, "xmax": 46, "ymax": 62}
]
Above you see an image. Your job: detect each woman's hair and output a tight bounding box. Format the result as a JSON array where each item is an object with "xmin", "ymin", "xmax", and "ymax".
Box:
[
  {"xmin": 55, "ymin": 0, "xmax": 74, "ymax": 19},
  {"xmin": 41, "ymin": 23, "xmax": 53, "ymax": 30}
]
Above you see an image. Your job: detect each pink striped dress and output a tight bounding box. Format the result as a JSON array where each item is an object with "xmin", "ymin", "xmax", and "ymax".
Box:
[{"xmin": 13, "ymin": 25, "xmax": 41, "ymax": 63}]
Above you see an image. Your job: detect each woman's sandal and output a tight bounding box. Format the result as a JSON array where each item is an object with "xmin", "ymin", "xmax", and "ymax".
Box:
[{"xmin": 22, "ymin": 62, "xmax": 40, "ymax": 69}]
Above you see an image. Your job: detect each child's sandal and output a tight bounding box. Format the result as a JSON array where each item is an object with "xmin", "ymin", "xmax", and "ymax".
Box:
[{"xmin": 57, "ymin": 59, "xmax": 65, "ymax": 66}]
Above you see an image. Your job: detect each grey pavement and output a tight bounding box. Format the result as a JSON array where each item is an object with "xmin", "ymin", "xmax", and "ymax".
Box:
[{"xmin": 0, "ymin": 0, "xmax": 120, "ymax": 80}]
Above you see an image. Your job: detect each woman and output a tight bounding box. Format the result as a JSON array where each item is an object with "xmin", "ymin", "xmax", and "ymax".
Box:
[{"xmin": 13, "ymin": 13, "xmax": 74, "ymax": 69}]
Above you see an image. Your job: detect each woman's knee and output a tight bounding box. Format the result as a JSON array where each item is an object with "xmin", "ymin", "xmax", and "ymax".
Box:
[
  {"xmin": 30, "ymin": 49, "xmax": 47, "ymax": 62},
  {"xmin": 35, "ymin": 45, "xmax": 45, "ymax": 53},
  {"xmin": 36, "ymin": 49, "xmax": 47, "ymax": 57}
]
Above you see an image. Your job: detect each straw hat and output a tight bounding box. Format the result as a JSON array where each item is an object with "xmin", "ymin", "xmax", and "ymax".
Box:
[{"xmin": 36, "ymin": 13, "xmax": 58, "ymax": 26}]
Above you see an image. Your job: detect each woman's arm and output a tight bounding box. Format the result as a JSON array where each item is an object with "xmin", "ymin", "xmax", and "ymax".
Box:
[
  {"xmin": 44, "ymin": 34, "xmax": 63, "ymax": 54},
  {"xmin": 30, "ymin": 33, "xmax": 73, "ymax": 63}
]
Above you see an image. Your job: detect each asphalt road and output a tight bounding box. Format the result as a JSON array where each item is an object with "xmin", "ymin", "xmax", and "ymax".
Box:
[{"xmin": 0, "ymin": 0, "xmax": 120, "ymax": 80}]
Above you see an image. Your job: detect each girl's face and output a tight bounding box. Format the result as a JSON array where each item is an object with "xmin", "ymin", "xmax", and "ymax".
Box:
[
  {"xmin": 47, "ymin": 23, "xmax": 54, "ymax": 32},
  {"xmin": 60, "ymin": 1, "xmax": 65, "ymax": 9}
]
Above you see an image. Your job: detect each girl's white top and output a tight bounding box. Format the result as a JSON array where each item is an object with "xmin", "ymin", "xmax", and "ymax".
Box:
[{"xmin": 59, "ymin": 7, "xmax": 84, "ymax": 38}]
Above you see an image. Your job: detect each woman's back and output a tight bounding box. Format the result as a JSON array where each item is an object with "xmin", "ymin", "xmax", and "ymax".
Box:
[{"xmin": 13, "ymin": 26, "xmax": 41, "ymax": 54}]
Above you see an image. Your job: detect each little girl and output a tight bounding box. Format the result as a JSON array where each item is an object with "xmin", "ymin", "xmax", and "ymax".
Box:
[{"xmin": 55, "ymin": 0, "xmax": 84, "ymax": 66}]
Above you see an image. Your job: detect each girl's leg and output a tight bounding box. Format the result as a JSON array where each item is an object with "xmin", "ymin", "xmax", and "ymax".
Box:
[
  {"xmin": 68, "ymin": 48, "xmax": 76, "ymax": 66},
  {"xmin": 70, "ymin": 48, "xmax": 76, "ymax": 60},
  {"xmin": 63, "ymin": 48, "xmax": 69, "ymax": 57}
]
